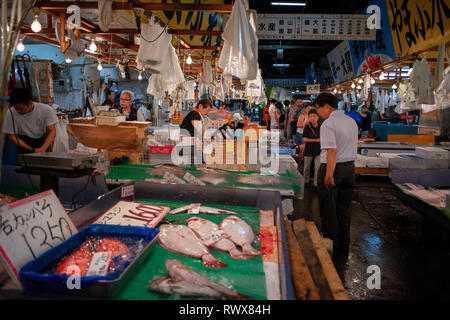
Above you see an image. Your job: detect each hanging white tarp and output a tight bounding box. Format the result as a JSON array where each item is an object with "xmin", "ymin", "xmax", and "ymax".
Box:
[{"xmin": 218, "ymin": 0, "xmax": 258, "ymax": 81}]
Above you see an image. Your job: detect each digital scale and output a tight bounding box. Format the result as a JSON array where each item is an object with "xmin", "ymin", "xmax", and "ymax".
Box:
[{"xmin": 18, "ymin": 152, "xmax": 98, "ymax": 171}]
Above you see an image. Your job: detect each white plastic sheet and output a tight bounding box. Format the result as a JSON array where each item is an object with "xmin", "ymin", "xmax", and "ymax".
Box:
[
  {"xmin": 53, "ymin": 119, "xmax": 69, "ymax": 153},
  {"xmin": 218, "ymin": 0, "xmax": 258, "ymax": 81},
  {"xmin": 137, "ymin": 18, "xmax": 172, "ymax": 73}
]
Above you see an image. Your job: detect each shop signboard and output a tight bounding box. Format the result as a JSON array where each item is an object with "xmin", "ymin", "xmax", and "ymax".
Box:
[
  {"xmin": 386, "ymin": 0, "xmax": 450, "ymax": 57},
  {"xmin": 306, "ymin": 84, "xmax": 321, "ymax": 95},
  {"xmin": 327, "ymin": 40, "xmax": 355, "ymax": 83},
  {"xmin": 349, "ymin": 0, "xmax": 397, "ymax": 76},
  {"xmin": 257, "ymin": 14, "xmax": 376, "ymax": 41}
]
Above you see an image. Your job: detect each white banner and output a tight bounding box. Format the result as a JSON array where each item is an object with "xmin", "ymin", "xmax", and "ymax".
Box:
[{"xmin": 327, "ymin": 40, "xmax": 355, "ymax": 83}]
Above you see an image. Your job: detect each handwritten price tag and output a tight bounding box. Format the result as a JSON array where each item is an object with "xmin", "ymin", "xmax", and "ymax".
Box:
[
  {"xmin": 200, "ymin": 231, "xmax": 229, "ymax": 246},
  {"xmin": 0, "ymin": 190, "xmax": 77, "ymax": 287},
  {"xmin": 95, "ymin": 201, "xmax": 170, "ymax": 228}
]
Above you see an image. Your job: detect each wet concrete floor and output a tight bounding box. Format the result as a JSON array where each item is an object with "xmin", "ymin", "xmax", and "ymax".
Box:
[{"xmin": 291, "ymin": 176, "xmax": 450, "ymax": 300}]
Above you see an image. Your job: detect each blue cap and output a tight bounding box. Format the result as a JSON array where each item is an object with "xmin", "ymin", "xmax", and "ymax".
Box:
[{"xmin": 290, "ymin": 100, "xmax": 295, "ymax": 104}]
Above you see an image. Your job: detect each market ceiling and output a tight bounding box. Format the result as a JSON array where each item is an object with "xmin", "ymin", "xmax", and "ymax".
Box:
[{"xmin": 23, "ymin": 0, "xmax": 374, "ymax": 81}]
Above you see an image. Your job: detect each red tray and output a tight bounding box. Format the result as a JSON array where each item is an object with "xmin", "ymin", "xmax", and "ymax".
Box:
[{"xmin": 149, "ymin": 146, "xmax": 175, "ymax": 154}]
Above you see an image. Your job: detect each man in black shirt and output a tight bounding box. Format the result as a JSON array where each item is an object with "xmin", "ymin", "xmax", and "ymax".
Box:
[
  {"xmin": 302, "ymin": 109, "xmax": 321, "ymax": 189},
  {"xmin": 357, "ymin": 105, "xmax": 372, "ymax": 138}
]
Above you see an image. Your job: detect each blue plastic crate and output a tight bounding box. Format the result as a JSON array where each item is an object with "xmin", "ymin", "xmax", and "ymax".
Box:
[
  {"xmin": 271, "ymin": 146, "xmax": 291, "ymax": 155},
  {"xmin": 19, "ymin": 224, "xmax": 159, "ymax": 298}
]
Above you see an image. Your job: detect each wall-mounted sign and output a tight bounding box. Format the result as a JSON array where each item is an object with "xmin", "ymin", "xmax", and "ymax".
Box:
[
  {"xmin": 327, "ymin": 40, "xmax": 355, "ymax": 83},
  {"xmin": 257, "ymin": 14, "xmax": 376, "ymax": 41},
  {"xmin": 306, "ymin": 84, "xmax": 321, "ymax": 95}
]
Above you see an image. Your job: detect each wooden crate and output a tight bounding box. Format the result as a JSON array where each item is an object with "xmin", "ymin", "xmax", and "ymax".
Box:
[
  {"xmin": 387, "ymin": 134, "xmax": 435, "ymax": 145},
  {"xmin": 285, "ymin": 217, "xmax": 349, "ymax": 300},
  {"xmin": 67, "ymin": 123, "xmax": 146, "ymax": 164},
  {"xmin": 417, "ymin": 126, "xmax": 442, "ymax": 136}
]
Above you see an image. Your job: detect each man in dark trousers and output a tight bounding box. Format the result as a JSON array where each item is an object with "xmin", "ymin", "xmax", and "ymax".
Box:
[{"xmin": 315, "ymin": 93, "xmax": 358, "ymax": 260}]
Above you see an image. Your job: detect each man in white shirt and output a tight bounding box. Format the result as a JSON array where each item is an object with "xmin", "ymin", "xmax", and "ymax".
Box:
[
  {"xmin": 3, "ymin": 88, "xmax": 58, "ymax": 155},
  {"xmin": 315, "ymin": 93, "xmax": 358, "ymax": 260},
  {"xmin": 268, "ymin": 99, "xmax": 279, "ymax": 130}
]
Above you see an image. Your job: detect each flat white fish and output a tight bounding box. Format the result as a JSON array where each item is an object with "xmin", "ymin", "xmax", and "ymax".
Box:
[
  {"xmin": 186, "ymin": 217, "xmax": 251, "ymax": 260},
  {"xmin": 169, "ymin": 203, "xmax": 201, "ymax": 215},
  {"xmin": 158, "ymin": 224, "xmax": 227, "ymax": 268},
  {"xmin": 147, "ymin": 277, "xmax": 223, "ymax": 298},
  {"xmin": 199, "ymin": 174, "xmax": 227, "ymax": 185},
  {"xmin": 220, "ymin": 216, "xmax": 261, "ymax": 257},
  {"xmin": 198, "ymin": 206, "xmax": 241, "ymax": 215},
  {"xmin": 165, "ymin": 259, "xmax": 251, "ymax": 300}
]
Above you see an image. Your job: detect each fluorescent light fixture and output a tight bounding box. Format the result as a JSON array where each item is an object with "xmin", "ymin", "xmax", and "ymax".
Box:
[
  {"xmin": 271, "ymin": 2, "xmax": 306, "ymax": 6},
  {"xmin": 84, "ymin": 48, "xmax": 98, "ymax": 54},
  {"xmin": 273, "ymin": 63, "xmax": 290, "ymax": 67}
]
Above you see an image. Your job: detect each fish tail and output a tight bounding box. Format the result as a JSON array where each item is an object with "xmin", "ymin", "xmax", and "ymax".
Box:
[
  {"xmin": 202, "ymin": 253, "xmax": 227, "ymax": 268},
  {"xmin": 229, "ymin": 247, "xmax": 253, "ymax": 260},
  {"xmin": 242, "ymin": 243, "xmax": 261, "ymax": 256}
]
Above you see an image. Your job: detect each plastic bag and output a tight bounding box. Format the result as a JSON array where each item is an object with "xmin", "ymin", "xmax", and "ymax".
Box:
[
  {"xmin": 137, "ymin": 17, "xmax": 172, "ymax": 73},
  {"xmin": 161, "ymin": 45, "xmax": 185, "ymax": 94},
  {"xmin": 53, "ymin": 119, "xmax": 69, "ymax": 152},
  {"xmin": 218, "ymin": 0, "xmax": 258, "ymax": 81}
]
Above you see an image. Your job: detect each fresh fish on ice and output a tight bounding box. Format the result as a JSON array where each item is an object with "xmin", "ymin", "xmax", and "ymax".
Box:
[
  {"xmin": 169, "ymin": 203, "xmax": 201, "ymax": 214},
  {"xmin": 186, "ymin": 217, "xmax": 251, "ymax": 260},
  {"xmin": 199, "ymin": 174, "xmax": 227, "ymax": 185},
  {"xmin": 198, "ymin": 206, "xmax": 241, "ymax": 215},
  {"xmin": 236, "ymin": 174, "xmax": 284, "ymax": 186},
  {"xmin": 220, "ymin": 216, "xmax": 261, "ymax": 257},
  {"xmin": 147, "ymin": 277, "xmax": 223, "ymax": 298},
  {"xmin": 158, "ymin": 224, "xmax": 227, "ymax": 268},
  {"xmin": 165, "ymin": 259, "xmax": 251, "ymax": 299}
]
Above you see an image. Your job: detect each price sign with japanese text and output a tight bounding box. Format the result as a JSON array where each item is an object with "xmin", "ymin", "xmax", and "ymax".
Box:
[
  {"xmin": 0, "ymin": 190, "xmax": 77, "ymax": 287},
  {"xmin": 95, "ymin": 201, "xmax": 170, "ymax": 228},
  {"xmin": 327, "ymin": 40, "xmax": 355, "ymax": 83}
]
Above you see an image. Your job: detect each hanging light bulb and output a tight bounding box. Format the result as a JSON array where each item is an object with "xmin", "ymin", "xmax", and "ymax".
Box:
[
  {"xmin": 31, "ymin": 15, "xmax": 42, "ymax": 33},
  {"xmin": 358, "ymin": 78, "xmax": 363, "ymax": 84},
  {"xmin": 351, "ymin": 82, "xmax": 356, "ymax": 89},
  {"xmin": 138, "ymin": 72, "xmax": 143, "ymax": 80},
  {"xmin": 65, "ymin": 57, "xmax": 72, "ymax": 63},
  {"xmin": 356, "ymin": 84, "xmax": 362, "ymax": 90},
  {"xmin": 379, "ymin": 72, "xmax": 385, "ymax": 80},
  {"xmin": 89, "ymin": 39, "xmax": 97, "ymax": 52},
  {"xmin": 186, "ymin": 55, "xmax": 192, "ymax": 65},
  {"xmin": 370, "ymin": 78, "xmax": 375, "ymax": 85},
  {"xmin": 392, "ymin": 83, "xmax": 397, "ymax": 89},
  {"xmin": 97, "ymin": 60, "xmax": 103, "ymax": 71},
  {"xmin": 333, "ymin": 88, "xmax": 337, "ymax": 93},
  {"xmin": 17, "ymin": 38, "xmax": 25, "ymax": 52}
]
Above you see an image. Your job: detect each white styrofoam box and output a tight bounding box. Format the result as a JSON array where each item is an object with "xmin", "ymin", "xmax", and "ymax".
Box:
[
  {"xmin": 355, "ymin": 155, "xmax": 370, "ymax": 168},
  {"xmin": 96, "ymin": 115, "xmax": 126, "ymax": 126},
  {"xmin": 366, "ymin": 157, "xmax": 389, "ymax": 168},
  {"xmin": 415, "ymin": 147, "xmax": 450, "ymax": 160},
  {"xmin": 377, "ymin": 153, "xmax": 415, "ymax": 159}
]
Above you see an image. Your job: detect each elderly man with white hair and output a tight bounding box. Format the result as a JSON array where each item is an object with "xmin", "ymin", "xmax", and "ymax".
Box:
[{"xmin": 118, "ymin": 90, "xmax": 145, "ymax": 121}]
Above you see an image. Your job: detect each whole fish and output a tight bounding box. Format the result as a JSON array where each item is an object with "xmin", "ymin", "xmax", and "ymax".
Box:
[
  {"xmin": 198, "ymin": 206, "xmax": 241, "ymax": 215},
  {"xmin": 165, "ymin": 259, "xmax": 251, "ymax": 300},
  {"xmin": 147, "ymin": 277, "xmax": 223, "ymax": 298},
  {"xmin": 186, "ymin": 217, "xmax": 251, "ymax": 260},
  {"xmin": 158, "ymin": 224, "xmax": 227, "ymax": 268},
  {"xmin": 220, "ymin": 216, "xmax": 261, "ymax": 257}
]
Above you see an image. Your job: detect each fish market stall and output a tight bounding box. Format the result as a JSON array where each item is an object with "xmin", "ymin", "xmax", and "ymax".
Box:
[
  {"xmin": 0, "ymin": 182, "xmax": 294, "ymax": 300},
  {"xmin": 105, "ymin": 163, "xmax": 303, "ymax": 199}
]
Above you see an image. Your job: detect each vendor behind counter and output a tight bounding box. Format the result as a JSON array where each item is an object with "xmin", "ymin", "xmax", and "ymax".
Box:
[
  {"xmin": 2, "ymin": 88, "xmax": 58, "ymax": 165},
  {"xmin": 179, "ymin": 99, "xmax": 213, "ymax": 136}
]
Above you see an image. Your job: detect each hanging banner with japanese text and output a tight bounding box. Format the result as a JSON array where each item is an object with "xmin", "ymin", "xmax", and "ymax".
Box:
[
  {"xmin": 327, "ymin": 41, "xmax": 355, "ymax": 83},
  {"xmin": 386, "ymin": 0, "xmax": 450, "ymax": 57},
  {"xmin": 349, "ymin": 0, "xmax": 397, "ymax": 76},
  {"xmin": 257, "ymin": 14, "xmax": 376, "ymax": 40}
]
